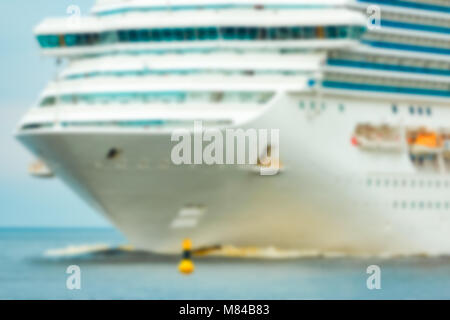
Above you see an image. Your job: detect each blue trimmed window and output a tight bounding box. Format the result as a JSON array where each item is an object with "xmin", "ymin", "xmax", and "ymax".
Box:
[{"xmin": 36, "ymin": 25, "xmax": 364, "ymax": 48}]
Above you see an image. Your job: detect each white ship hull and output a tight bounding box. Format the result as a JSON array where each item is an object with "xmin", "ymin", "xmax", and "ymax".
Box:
[{"xmin": 18, "ymin": 93, "xmax": 450, "ymax": 255}]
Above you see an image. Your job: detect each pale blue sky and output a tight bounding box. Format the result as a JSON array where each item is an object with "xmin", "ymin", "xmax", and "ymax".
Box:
[{"xmin": 0, "ymin": 1, "xmax": 110, "ymax": 227}]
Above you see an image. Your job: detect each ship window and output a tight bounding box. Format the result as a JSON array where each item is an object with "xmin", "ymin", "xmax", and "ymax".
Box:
[
  {"xmin": 169, "ymin": 29, "xmax": 181, "ymax": 41},
  {"xmin": 221, "ymin": 27, "xmax": 236, "ymax": 39},
  {"xmin": 198, "ymin": 27, "xmax": 218, "ymax": 40},
  {"xmin": 350, "ymin": 26, "xmax": 365, "ymax": 39},
  {"xmin": 291, "ymin": 27, "xmax": 303, "ymax": 39},
  {"xmin": 86, "ymin": 33, "xmax": 98, "ymax": 45},
  {"xmin": 38, "ymin": 23, "xmax": 361, "ymax": 49},
  {"xmin": 391, "ymin": 105, "xmax": 398, "ymax": 113},
  {"xmin": 303, "ymin": 27, "xmax": 315, "ymax": 39},
  {"xmin": 338, "ymin": 104, "xmax": 345, "ymax": 112},
  {"xmin": 409, "ymin": 106, "xmax": 415, "ymax": 114},
  {"xmin": 248, "ymin": 27, "xmax": 258, "ymax": 39},
  {"xmin": 118, "ymin": 30, "xmax": 128, "ymax": 42},
  {"xmin": 128, "ymin": 30, "xmax": 138, "ymax": 42},
  {"xmin": 417, "ymin": 107, "xmax": 423, "ymax": 115},
  {"xmin": 258, "ymin": 28, "xmax": 267, "ymax": 40},
  {"xmin": 237, "ymin": 27, "xmax": 248, "ymax": 40},
  {"xmin": 278, "ymin": 27, "xmax": 290, "ymax": 40},
  {"xmin": 184, "ymin": 28, "xmax": 196, "ymax": 40},
  {"xmin": 338, "ymin": 26, "xmax": 348, "ymax": 38},
  {"xmin": 267, "ymin": 28, "xmax": 277, "ymax": 40},
  {"xmin": 162, "ymin": 29, "xmax": 174, "ymax": 41},
  {"xmin": 151, "ymin": 29, "xmax": 162, "ymax": 41},
  {"xmin": 64, "ymin": 34, "xmax": 78, "ymax": 46},
  {"xmin": 37, "ymin": 35, "xmax": 60, "ymax": 48},
  {"xmin": 325, "ymin": 26, "xmax": 338, "ymax": 39},
  {"xmin": 101, "ymin": 31, "xmax": 117, "ymax": 44},
  {"xmin": 426, "ymin": 107, "xmax": 432, "ymax": 116},
  {"xmin": 138, "ymin": 29, "xmax": 151, "ymax": 41},
  {"xmin": 198, "ymin": 28, "xmax": 208, "ymax": 40},
  {"xmin": 40, "ymin": 96, "xmax": 56, "ymax": 107}
]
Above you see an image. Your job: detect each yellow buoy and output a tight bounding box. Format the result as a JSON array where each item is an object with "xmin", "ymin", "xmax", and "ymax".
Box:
[
  {"xmin": 178, "ymin": 239, "xmax": 195, "ymax": 275},
  {"xmin": 182, "ymin": 238, "xmax": 192, "ymax": 251},
  {"xmin": 179, "ymin": 259, "xmax": 194, "ymax": 274}
]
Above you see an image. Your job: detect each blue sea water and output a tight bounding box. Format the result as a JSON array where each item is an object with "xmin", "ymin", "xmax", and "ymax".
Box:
[{"xmin": 1, "ymin": 228, "xmax": 450, "ymax": 300}]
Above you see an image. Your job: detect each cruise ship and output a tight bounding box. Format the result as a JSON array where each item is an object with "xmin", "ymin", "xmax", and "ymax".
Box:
[{"xmin": 16, "ymin": 0, "xmax": 450, "ymax": 255}]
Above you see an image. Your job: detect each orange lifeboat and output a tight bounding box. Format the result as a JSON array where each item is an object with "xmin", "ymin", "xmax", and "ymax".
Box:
[{"xmin": 414, "ymin": 131, "xmax": 443, "ymax": 148}]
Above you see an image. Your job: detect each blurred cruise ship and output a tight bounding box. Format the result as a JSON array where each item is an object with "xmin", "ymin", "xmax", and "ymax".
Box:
[{"xmin": 16, "ymin": 0, "xmax": 450, "ymax": 255}]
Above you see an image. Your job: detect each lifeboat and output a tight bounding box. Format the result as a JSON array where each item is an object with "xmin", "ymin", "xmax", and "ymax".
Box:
[
  {"xmin": 408, "ymin": 129, "xmax": 444, "ymax": 155},
  {"xmin": 352, "ymin": 124, "xmax": 403, "ymax": 151}
]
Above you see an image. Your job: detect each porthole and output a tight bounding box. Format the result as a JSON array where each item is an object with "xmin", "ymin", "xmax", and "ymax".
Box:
[
  {"xmin": 106, "ymin": 148, "xmax": 121, "ymax": 160},
  {"xmin": 426, "ymin": 107, "xmax": 432, "ymax": 116},
  {"xmin": 418, "ymin": 107, "xmax": 423, "ymax": 115},
  {"xmin": 392, "ymin": 105, "xmax": 398, "ymax": 114},
  {"xmin": 409, "ymin": 106, "xmax": 414, "ymax": 114}
]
